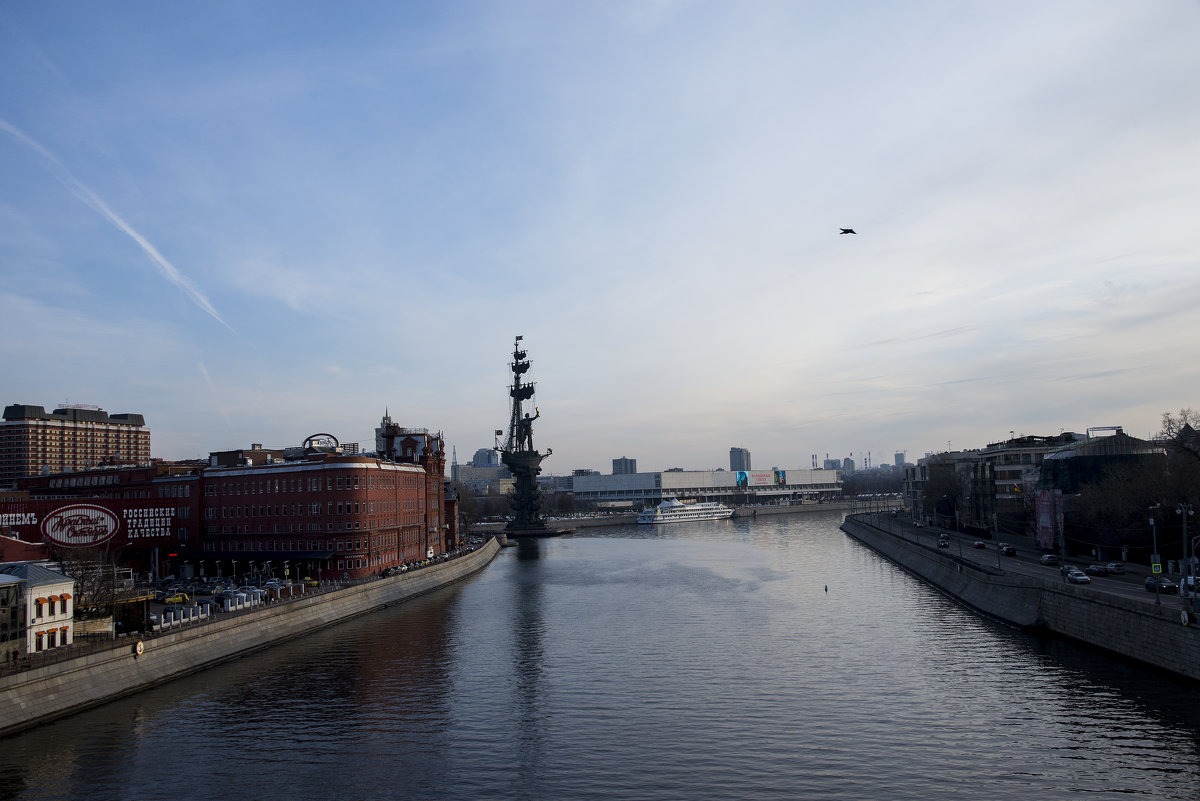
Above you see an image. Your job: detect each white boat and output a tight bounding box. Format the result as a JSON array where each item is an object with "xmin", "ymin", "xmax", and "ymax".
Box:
[{"xmin": 636, "ymin": 498, "xmax": 734, "ymax": 524}]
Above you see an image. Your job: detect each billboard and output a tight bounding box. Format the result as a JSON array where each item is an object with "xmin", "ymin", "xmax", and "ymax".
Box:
[
  {"xmin": 0, "ymin": 499, "xmax": 177, "ymax": 549},
  {"xmin": 735, "ymin": 471, "xmax": 782, "ymax": 488},
  {"xmin": 1035, "ymin": 489, "xmax": 1062, "ymax": 550}
]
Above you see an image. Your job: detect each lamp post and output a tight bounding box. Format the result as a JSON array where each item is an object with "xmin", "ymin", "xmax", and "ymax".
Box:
[
  {"xmin": 943, "ymin": 494, "xmax": 963, "ymax": 559},
  {"xmin": 1149, "ymin": 506, "xmax": 1161, "ymax": 605},
  {"xmin": 1179, "ymin": 503, "xmax": 1194, "ymax": 612}
]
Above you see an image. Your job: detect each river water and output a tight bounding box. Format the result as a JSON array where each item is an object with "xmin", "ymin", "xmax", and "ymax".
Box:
[{"xmin": 3, "ymin": 512, "xmax": 1200, "ymax": 800}]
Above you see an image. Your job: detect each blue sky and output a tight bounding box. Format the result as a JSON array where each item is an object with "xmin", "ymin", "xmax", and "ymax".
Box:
[{"xmin": 2, "ymin": 2, "xmax": 1198, "ymax": 474}]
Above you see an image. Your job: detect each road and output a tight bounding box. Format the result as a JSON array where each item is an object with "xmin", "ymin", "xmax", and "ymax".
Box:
[{"xmin": 863, "ymin": 513, "xmax": 1197, "ymax": 614}]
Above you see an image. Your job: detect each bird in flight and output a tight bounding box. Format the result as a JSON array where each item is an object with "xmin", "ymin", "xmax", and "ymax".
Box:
[{"xmin": 840, "ymin": 228, "xmax": 856, "ymax": 235}]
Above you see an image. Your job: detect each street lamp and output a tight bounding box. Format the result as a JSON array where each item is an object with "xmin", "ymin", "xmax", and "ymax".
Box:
[
  {"xmin": 1178, "ymin": 503, "xmax": 1194, "ymax": 612},
  {"xmin": 1149, "ymin": 506, "xmax": 1161, "ymax": 605}
]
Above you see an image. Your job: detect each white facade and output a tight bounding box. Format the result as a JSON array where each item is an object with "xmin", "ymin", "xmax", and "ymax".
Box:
[
  {"xmin": 0, "ymin": 563, "xmax": 75, "ymax": 655},
  {"xmin": 572, "ymin": 469, "xmax": 841, "ymax": 505}
]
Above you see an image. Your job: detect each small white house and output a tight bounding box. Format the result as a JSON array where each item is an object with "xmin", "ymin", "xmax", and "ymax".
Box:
[{"xmin": 0, "ymin": 562, "xmax": 75, "ymax": 654}]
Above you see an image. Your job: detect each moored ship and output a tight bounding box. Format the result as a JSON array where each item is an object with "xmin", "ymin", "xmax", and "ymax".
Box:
[{"xmin": 636, "ymin": 498, "xmax": 734, "ymax": 524}]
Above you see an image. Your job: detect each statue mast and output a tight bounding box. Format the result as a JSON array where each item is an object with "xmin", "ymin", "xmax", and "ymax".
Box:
[{"xmin": 497, "ymin": 335, "xmax": 557, "ymax": 535}]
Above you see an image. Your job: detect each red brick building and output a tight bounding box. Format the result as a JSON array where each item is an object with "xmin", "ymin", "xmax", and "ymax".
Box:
[
  {"xmin": 199, "ymin": 445, "xmax": 449, "ymax": 581},
  {"xmin": 0, "ymin": 424, "xmax": 453, "ymax": 583}
]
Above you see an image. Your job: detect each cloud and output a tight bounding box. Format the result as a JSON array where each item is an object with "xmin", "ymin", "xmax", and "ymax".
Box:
[{"xmin": 0, "ymin": 117, "xmax": 233, "ymax": 332}]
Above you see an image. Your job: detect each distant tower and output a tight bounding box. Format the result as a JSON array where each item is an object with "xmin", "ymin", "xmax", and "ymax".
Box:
[
  {"xmin": 730, "ymin": 447, "xmax": 752, "ymax": 471},
  {"xmin": 613, "ymin": 456, "xmax": 637, "ymax": 475},
  {"xmin": 894, "ymin": 451, "xmax": 905, "ymax": 469}
]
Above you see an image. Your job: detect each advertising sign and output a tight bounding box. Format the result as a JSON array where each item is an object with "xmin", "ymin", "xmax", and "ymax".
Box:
[
  {"xmin": 748, "ymin": 471, "xmax": 775, "ymax": 487},
  {"xmin": 41, "ymin": 504, "xmax": 120, "ymax": 548},
  {"xmin": 1035, "ymin": 489, "xmax": 1062, "ymax": 551},
  {"xmin": 0, "ymin": 499, "xmax": 177, "ymax": 548}
]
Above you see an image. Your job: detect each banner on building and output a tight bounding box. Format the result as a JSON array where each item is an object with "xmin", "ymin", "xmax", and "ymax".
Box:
[
  {"xmin": 1035, "ymin": 489, "xmax": 1062, "ymax": 550},
  {"xmin": 0, "ymin": 499, "xmax": 177, "ymax": 549}
]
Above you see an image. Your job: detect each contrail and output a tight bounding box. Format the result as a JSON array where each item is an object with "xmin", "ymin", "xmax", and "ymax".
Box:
[{"xmin": 0, "ymin": 118, "xmax": 234, "ymax": 332}]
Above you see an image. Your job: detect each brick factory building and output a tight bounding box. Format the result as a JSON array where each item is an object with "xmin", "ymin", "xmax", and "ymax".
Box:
[
  {"xmin": 1, "ymin": 403, "xmax": 150, "ymax": 481},
  {"xmin": 0, "ymin": 419, "xmax": 453, "ymax": 583},
  {"xmin": 199, "ymin": 432, "xmax": 450, "ymax": 581}
]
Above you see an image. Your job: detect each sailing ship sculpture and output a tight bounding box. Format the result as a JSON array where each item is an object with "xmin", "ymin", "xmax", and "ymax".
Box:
[{"xmin": 497, "ymin": 336, "xmax": 554, "ymax": 535}]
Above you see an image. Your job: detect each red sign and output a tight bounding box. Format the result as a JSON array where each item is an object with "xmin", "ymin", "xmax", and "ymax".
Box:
[{"xmin": 41, "ymin": 504, "xmax": 120, "ymax": 548}]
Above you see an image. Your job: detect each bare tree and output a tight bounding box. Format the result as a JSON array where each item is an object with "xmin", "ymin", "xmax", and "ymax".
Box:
[
  {"xmin": 1158, "ymin": 408, "xmax": 1199, "ymax": 440},
  {"xmin": 50, "ymin": 547, "xmax": 118, "ymax": 619},
  {"xmin": 451, "ymin": 481, "xmax": 480, "ymax": 533},
  {"xmin": 1156, "ymin": 407, "xmax": 1200, "ymax": 507},
  {"xmin": 1072, "ymin": 464, "xmax": 1163, "ymax": 553},
  {"xmin": 921, "ymin": 460, "xmax": 967, "ymax": 528}
]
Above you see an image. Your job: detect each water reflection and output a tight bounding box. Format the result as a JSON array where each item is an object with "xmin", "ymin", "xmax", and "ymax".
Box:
[
  {"xmin": 512, "ymin": 538, "xmax": 548, "ymax": 781},
  {"xmin": 2, "ymin": 517, "xmax": 1199, "ymax": 800}
]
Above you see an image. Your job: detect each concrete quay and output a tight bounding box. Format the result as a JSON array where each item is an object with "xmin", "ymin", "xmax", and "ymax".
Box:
[
  {"xmin": 0, "ymin": 538, "xmax": 500, "ymax": 738},
  {"xmin": 841, "ymin": 515, "xmax": 1200, "ymax": 682}
]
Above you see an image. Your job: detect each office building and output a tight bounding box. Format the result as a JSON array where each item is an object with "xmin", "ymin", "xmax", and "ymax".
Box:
[
  {"xmin": 730, "ymin": 447, "xmax": 752, "ymax": 472},
  {"xmin": 472, "ymin": 448, "xmax": 499, "ymax": 467},
  {"xmin": 612, "ymin": 457, "xmax": 637, "ymax": 475}
]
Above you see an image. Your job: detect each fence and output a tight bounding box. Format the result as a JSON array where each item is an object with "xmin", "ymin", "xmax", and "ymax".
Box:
[{"xmin": 0, "ymin": 545, "xmax": 483, "ymax": 678}]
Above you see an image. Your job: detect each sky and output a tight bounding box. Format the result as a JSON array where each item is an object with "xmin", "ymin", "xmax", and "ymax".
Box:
[{"xmin": 2, "ymin": 2, "xmax": 1198, "ymax": 475}]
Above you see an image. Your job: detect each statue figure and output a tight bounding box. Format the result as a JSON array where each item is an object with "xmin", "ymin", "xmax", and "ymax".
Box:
[{"xmin": 518, "ymin": 408, "xmax": 540, "ymax": 451}]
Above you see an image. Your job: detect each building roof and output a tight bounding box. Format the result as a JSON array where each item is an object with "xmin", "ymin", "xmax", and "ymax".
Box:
[
  {"xmin": 0, "ymin": 562, "xmax": 70, "ymax": 586},
  {"xmin": 1043, "ymin": 431, "xmax": 1165, "ymax": 461},
  {"xmin": 2, "ymin": 403, "xmax": 145, "ymax": 427}
]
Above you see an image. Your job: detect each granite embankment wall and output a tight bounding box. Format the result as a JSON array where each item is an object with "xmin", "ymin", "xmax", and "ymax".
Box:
[
  {"xmin": 841, "ymin": 516, "xmax": 1200, "ymax": 682},
  {"xmin": 0, "ymin": 538, "xmax": 500, "ymax": 738}
]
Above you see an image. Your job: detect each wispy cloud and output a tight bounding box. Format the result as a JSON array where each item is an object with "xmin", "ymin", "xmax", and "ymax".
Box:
[{"xmin": 0, "ymin": 118, "xmax": 233, "ymax": 332}]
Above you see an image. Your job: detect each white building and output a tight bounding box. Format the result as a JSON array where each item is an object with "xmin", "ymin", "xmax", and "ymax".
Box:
[
  {"xmin": 571, "ymin": 468, "xmax": 841, "ymax": 506},
  {"xmin": 0, "ymin": 562, "xmax": 74, "ymax": 655}
]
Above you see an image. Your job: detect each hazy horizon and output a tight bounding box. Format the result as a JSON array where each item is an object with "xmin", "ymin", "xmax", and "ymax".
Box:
[{"xmin": 3, "ymin": 2, "xmax": 1197, "ymax": 474}]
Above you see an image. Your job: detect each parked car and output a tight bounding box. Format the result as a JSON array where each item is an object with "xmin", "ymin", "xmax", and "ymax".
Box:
[
  {"xmin": 1084, "ymin": 564, "xmax": 1110, "ymax": 576},
  {"xmin": 913, "ymin": 521, "xmax": 925, "ymax": 528},
  {"xmin": 1066, "ymin": 570, "xmax": 1091, "ymax": 584},
  {"xmin": 1145, "ymin": 576, "xmax": 1179, "ymax": 594},
  {"xmin": 162, "ymin": 593, "xmax": 190, "ymax": 605},
  {"xmin": 1105, "ymin": 562, "xmax": 1126, "ymax": 575},
  {"xmin": 1039, "ymin": 554, "xmax": 1060, "ymax": 566},
  {"xmin": 972, "ymin": 541, "xmax": 986, "ymax": 549},
  {"xmin": 998, "ymin": 544, "xmax": 1016, "ymax": 557},
  {"xmin": 1060, "ymin": 563, "xmax": 1079, "ymax": 576},
  {"xmin": 196, "ymin": 599, "xmax": 220, "ymax": 613}
]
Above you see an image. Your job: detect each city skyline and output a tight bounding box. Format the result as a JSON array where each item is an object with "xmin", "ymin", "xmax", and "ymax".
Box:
[{"xmin": 2, "ymin": 3, "xmax": 1197, "ymax": 474}]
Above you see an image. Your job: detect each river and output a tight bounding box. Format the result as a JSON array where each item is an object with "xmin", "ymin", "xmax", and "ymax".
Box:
[{"xmin": 2, "ymin": 511, "xmax": 1199, "ymax": 800}]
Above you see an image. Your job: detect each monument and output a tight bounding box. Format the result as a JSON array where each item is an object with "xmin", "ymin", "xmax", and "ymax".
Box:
[{"xmin": 497, "ymin": 336, "xmax": 563, "ymax": 537}]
